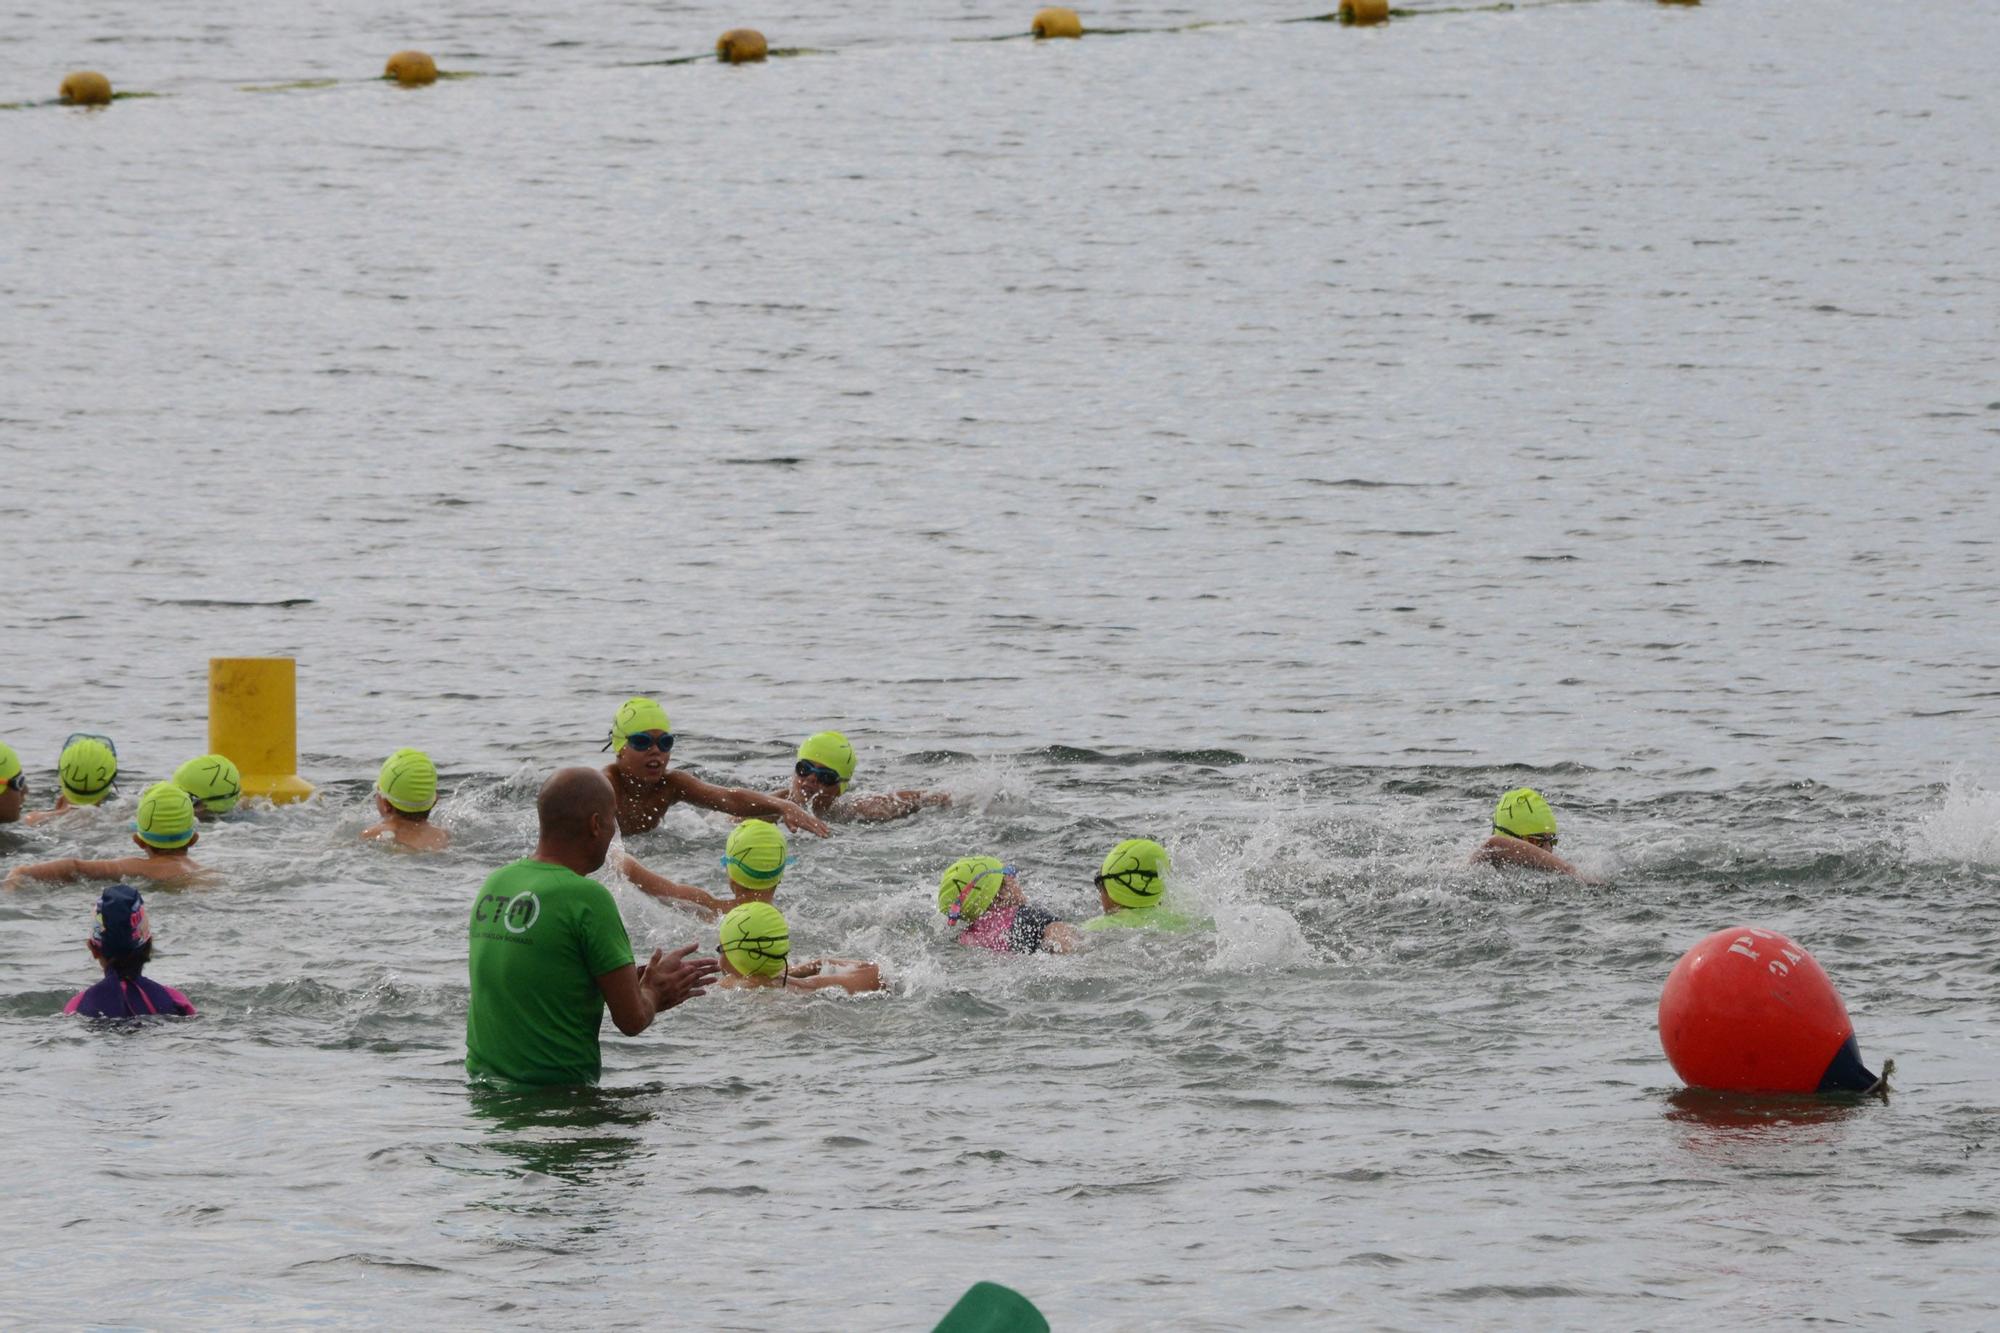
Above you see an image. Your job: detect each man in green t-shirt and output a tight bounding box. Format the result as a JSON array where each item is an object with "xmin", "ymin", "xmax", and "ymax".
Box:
[{"xmin": 467, "ymin": 767, "xmax": 718, "ymax": 1085}]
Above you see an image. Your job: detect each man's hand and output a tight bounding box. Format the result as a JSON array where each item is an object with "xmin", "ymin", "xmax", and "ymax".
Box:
[
  {"xmin": 639, "ymin": 943, "xmax": 720, "ymax": 1012},
  {"xmin": 777, "ymin": 802, "xmax": 831, "ymax": 838}
]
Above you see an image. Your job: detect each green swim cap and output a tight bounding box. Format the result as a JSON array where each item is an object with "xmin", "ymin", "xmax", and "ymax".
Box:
[
  {"xmin": 378, "ymin": 748, "xmax": 439, "ymax": 814},
  {"xmin": 609, "ymin": 697, "xmax": 672, "ymax": 752},
  {"xmin": 173, "ymin": 754, "xmax": 242, "ymax": 815},
  {"xmin": 0, "ymin": 742, "xmax": 20, "ymax": 788},
  {"xmin": 134, "ymin": 782, "xmax": 197, "ymax": 848},
  {"xmin": 797, "ymin": 731, "xmax": 857, "ymax": 794},
  {"xmin": 722, "ymin": 818, "xmax": 791, "ymax": 890},
  {"xmin": 1493, "ymin": 787, "xmax": 1557, "ymax": 839},
  {"xmin": 938, "ymin": 855, "xmax": 1009, "ymax": 926},
  {"xmin": 1097, "ymin": 838, "xmax": 1169, "ymax": 909},
  {"xmin": 719, "ymin": 901, "xmax": 791, "ymax": 978},
  {"xmin": 58, "ymin": 735, "xmax": 118, "ymax": 805}
]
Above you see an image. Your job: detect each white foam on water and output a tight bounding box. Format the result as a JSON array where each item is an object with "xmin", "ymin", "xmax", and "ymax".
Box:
[{"xmin": 1903, "ymin": 775, "xmax": 2000, "ymax": 866}]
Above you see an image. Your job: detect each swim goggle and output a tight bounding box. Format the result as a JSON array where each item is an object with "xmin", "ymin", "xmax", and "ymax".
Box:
[
  {"xmin": 944, "ymin": 864, "xmax": 1016, "ymax": 926},
  {"xmin": 795, "ymin": 759, "xmax": 842, "ymax": 786},
  {"xmin": 720, "ymin": 853, "xmax": 795, "ymax": 882},
  {"xmin": 1494, "ymin": 824, "xmax": 1557, "ymax": 848},
  {"xmin": 604, "ymin": 730, "xmax": 674, "ymax": 753},
  {"xmin": 1093, "ymin": 867, "xmax": 1162, "ymax": 895},
  {"xmin": 4, "ymin": 773, "xmax": 26, "ymax": 794}
]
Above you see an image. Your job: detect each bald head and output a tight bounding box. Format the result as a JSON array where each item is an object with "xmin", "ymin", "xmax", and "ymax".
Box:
[{"xmin": 535, "ymin": 767, "xmax": 617, "ymax": 872}]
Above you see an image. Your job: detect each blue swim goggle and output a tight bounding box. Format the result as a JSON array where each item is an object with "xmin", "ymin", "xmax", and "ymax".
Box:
[{"xmin": 721, "ymin": 854, "xmax": 795, "ymax": 882}]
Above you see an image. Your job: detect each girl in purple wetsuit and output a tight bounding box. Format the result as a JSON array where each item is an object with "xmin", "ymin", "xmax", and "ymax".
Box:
[
  {"xmin": 936, "ymin": 856, "xmax": 1080, "ymax": 955},
  {"xmin": 64, "ymin": 884, "xmax": 197, "ymax": 1019}
]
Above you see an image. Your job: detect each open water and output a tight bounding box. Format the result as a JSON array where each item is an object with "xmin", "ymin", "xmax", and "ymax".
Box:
[{"xmin": 2, "ymin": 0, "xmax": 1998, "ymax": 1326}]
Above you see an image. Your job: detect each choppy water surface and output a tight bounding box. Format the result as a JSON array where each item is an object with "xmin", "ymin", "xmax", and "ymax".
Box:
[{"xmin": 3, "ymin": 0, "xmax": 1998, "ymax": 1326}]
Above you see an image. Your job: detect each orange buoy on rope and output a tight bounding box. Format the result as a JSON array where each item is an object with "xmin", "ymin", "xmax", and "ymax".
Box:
[{"xmin": 1659, "ymin": 925, "xmax": 1880, "ymax": 1094}]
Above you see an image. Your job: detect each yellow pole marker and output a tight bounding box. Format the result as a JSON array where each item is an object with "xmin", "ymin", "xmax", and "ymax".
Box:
[
  {"xmin": 384, "ymin": 50, "xmax": 439, "ymax": 85},
  {"xmin": 716, "ymin": 29, "xmax": 769, "ymax": 63},
  {"xmin": 1031, "ymin": 7, "xmax": 1083, "ymax": 38},
  {"xmin": 1339, "ymin": 0, "xmax": 1389, "ymax": 23},
  {"xmin": 209, "ymin": 657, "xmax": 315, "ymax": 804},
  {"xmin": 59, "ymin": 71, "xmax": 114, "ymax": 105}
]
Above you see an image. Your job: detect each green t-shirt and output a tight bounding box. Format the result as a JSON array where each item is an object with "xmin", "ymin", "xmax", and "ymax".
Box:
[
  {"xmin": 1080, "ymin": 907, "xmax": 1213, "ymax": 933},
  {"xmin": 466, "ymin": 858, "xmax": 635, "ymax": 1086}
]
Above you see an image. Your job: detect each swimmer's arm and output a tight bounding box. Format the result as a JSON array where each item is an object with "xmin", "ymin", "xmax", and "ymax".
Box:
[
  {"xmin": 21, "ymin": 807, "xmax": 72, "ymax": 827},
  {"xmin": 620, "ymin": 855, "xmax": 726, "ymax": 917},
  {"xmin": 1039, "ymin": 923, "xmax": 1082, "ymax": 954},
  {"xmin": 841, "ymin": 790, "xmax": 951, "ymax": 823},
  {"xmin": 669, "ymin": 773, "xmax": 830, "ymax": 838},
  {"xmin": 1473, "ymin": 836, "xmax": 1581, "ymax": 878},
  {"xmin": 788, "ymin": 962, "xmax": 882, "ymax": 994},
  {"xmin": 5, "ymin": 857, "xmax": 115, "ymax": 885}
]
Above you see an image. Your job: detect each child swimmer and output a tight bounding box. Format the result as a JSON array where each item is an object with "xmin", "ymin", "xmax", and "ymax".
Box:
[
  {"xmin": 21, "ymin": 734, "xmax": 119, "ymax": 827},
  {"xmin": 65, "ymin": 884, "xmax": 197, "ymax": 1018},
  {"xmin": 938, "ymin": 857, "xmax": 1080, "ymax": 954},
  {"xmin": 1080, "ymin": 839, "xmax": 1211, "ymax": 933},
  {"xmin": 0, "ymin": 743, "xmax": 25, "ymax": 824},
  {"xmin": 714, "ymin": 901, "xmax": 882, "ymax": 995},
  {"xmin": 622, "ymin": 818, "xmax": 790, "ymax": 920},
  {"xmin": 6, "ymin": 783, "xmax": 206, "ymax": 888},
  {"xmin": 600, "ymin": 698, "xmax": 828, "ymax": 839},
  {"xmin": 773, "ymin": 731, "xmax": 951, "ymax": 824},
  {"xmin": 1473, "ymin": 788, "xmax": 1585, "ymax": 878},
  {"xmin": 362, "ymin": 749, "xmax": 450, "ymax": 852},
  {"xmin": 173, "ymin": 754, "xmax": 242, "ymax": 821}
]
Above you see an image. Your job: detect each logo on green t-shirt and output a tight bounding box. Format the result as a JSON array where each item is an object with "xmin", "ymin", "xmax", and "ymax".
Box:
[{"xmin": 472, "ymin": 888, "xmax": 541, "ymax": 936}]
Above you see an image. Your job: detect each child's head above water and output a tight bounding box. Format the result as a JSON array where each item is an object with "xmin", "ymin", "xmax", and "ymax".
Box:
[
  {"xmin": 719, "ymin": 901, "xmax": 791, "ymax": 978},
  {"xmin": 376, "ymin": 749, "xmax": 439, "ymax": 820},
  {"xmin": 1095, "ymin": 838, "xmax": 1169, "ymax": 909},
  {"xmin": 721, "ymin": 819, "xmax": 791, "ymax": 895},
  {"xmin": 937, "ymin": 856, "xmax": 1015, "ymax": 927},
  {"xmin": 58, "ymin": 733, "xmax": 118, "ymax": 807},
  {"xmin": 89, "ymin": 884, "xmax": 154, "ymax": 976},
  {"xmin": 133, "ymin": 783, "xmax": 198, "ymax": 852},
  {"xmin": 173, "ymin": 754, "xmax": 242, "ymax": 819}
]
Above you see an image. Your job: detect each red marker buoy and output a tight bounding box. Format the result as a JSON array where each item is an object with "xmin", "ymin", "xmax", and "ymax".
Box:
[{"xmin": 1658, "ymin": 925, "xmax": 1879, "ymax": 1094}]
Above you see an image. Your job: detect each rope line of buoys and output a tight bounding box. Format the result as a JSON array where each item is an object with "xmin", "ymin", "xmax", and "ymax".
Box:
[{"xmin": 3, "ymin": 0, "xmax": 1690, "ymax": 109}]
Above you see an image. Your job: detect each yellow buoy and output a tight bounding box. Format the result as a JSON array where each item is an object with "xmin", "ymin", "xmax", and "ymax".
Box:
[
  {"xmin": 1031, "ymin": 7, "xmax": 1083, "ymax": 38},
  {"xmin": 59, "ymin": 71, "xmax": 113, "ymax": 105},
  {"xmin": 1339, "ymin": 0, "xmax": 1389, "ymax": 23},
  {"xmin": 384, "ymin": 50, "xmax": 439, "ymax": 86},
  {"xmin": 209, "ymin": 657, "xmax": 315, "ymax": 804},
  {"xmin": 716, "ymin": 29, "xmax": 769, "ymax": 63}
]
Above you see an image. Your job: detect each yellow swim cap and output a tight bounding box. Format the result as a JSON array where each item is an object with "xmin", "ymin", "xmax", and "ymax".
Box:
[
  {"xmin": 609, "ymin": 697, "xmax": 672, "ymax": 752},
  {"xmin": 938, "ymin": 855, "xmax": 1010, "ymax": 926},
  {"xmin": 720, "ymin": 901, "xmax": 791, "ymax": 978},
  {"xmin": 0, "ymin": 742, "xmax": 21, "ymax": 788},
  {"xmin": 173, "ymin": 754, "xmax": 242, "ymax": 815},
  {"xmin": 378, "ymin": 748, "xmax": 439, "ymax": 814},
  {"xmin": 1097, "ymin": 838, "xmax": 1169, "ymax": 909},
  {"xmin": 58, "ymin": 735, "xmax": 118, "ymax": 805},
  {"xmin": 797, "ymin": 731, "xmax": 857, "ymax": 794},
  {"xmin": 134, "ymin": 782, "xmax": 197, "ymax": 848},
  {"xmin": 1493, "ymin": 788, "xmax": 1557, "ymax": 839},
  {"xmin": 722, "ymin": 818, "xmax": 791, "ymax": 890}
]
